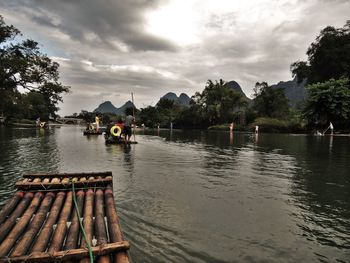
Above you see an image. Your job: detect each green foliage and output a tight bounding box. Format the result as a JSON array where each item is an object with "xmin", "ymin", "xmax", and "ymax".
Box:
[
  {"xmin": 252, "ymin": 82, "xmax": 290, "ymax": 119},
  {"xmin": 138, "ymin": 106, "xmax": 161, "ymax": 128},
  {"xmin": 192, "ymin": 79, "xmax": 248, "ymax": 125},
  {"xmin": 0, "ymin": 15, "xmax": 69, "ymax": 119},
  {"xmin": 303, "ymin": 77, "xmax": 350, "ymax": 126},
  {"xmin": 251, "ymin": 117, "xmax": 305, "ymax": 133},
  {"xmin": 208, "ymin": 123, "xmax": 248, "ymax": 131},
  {"xmin": 291, "ymin": 21, "xmax": 350, "ymax": 84}
]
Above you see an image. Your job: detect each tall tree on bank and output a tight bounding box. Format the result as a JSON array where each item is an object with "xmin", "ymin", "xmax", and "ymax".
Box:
[
  {"xmin": 252, "ymin": 82, "xmax": 290, "ymax": 119},
  {"xmin": 192, "ymin": 79, "xmax": 248, "ymax": 125},
  {"xmin": 291, "ymin": 21, "xmax": 350, "ymax": 84},
  {"xmin": 303, "ymin": 77, "xmax": 350, "ymax": 127},
  {"xmin": 0, "ymin": 15, "xmax": 70, "ymax": 119}
]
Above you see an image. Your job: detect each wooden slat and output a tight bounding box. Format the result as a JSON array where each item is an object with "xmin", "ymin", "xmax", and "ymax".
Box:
[
  {"xmin": 23, "ymin": 171, "xmax": 113, "ymax": 179},
  {"xmin": 0, "ymin": 241, "xmax": 129, "ymax": 263},
  {"xmin": 15, "ymin": 178, "xmax": 112, "ymax": 190}
]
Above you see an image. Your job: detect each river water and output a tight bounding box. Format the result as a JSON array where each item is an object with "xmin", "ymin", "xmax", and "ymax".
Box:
[{"xmin": 0, "ymin": 126, "xmax": 349, "ymax": 262}]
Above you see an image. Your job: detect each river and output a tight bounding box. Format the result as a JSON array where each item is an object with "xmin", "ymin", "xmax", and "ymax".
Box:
[{"xmin": 0, "ymin": 126, "xmax": 349, "ymax": 262}]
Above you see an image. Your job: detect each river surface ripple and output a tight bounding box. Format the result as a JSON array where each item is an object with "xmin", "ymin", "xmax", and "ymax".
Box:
[{"xmin": 0, "ymin": 126, "xmax": 349, "ymax": 262}]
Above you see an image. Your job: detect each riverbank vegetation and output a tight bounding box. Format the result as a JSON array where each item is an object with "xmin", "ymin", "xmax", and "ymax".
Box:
[
  {"xmin": 1, "ymin": 16, "xmax": 349, "ymax": 133},
  {"xmin": 0, "ymin": 15, "xmax": 69, "ymax": 123}
]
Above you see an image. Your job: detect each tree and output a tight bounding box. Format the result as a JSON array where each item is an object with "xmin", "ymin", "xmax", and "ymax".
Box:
[
  {"xmin": 138, "ymin": 106, "xmax": 161, "ymax": 128},
  {"xmin": 291, "ymin": 21, "xmax": 350, "ymax": 84},
  {"xmin": 252, "ymin": 82, "xmax": 290, "ymax": 119},
  {"xmin": 0, "ymin": 15, "xmax": 69, "ymax": 119},
  {"xmin": 303, "ymin": 77, "xmax": 350, "ymax": 127},
  {"xmin": 192, "ymin": 79, "xmax": 247, "ymax": 125}
]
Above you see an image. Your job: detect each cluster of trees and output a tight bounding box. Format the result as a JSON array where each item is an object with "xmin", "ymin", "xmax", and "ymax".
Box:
[
  {"xmin": 136, "ymin": 21, "xmax": 350, "ymax": 131},
  {"xmin": 2, "ymin": 14, "xmax": 349, "ymax": 132},
  {"xmin": 0, "ymin": 16, "xmax": 69, "ymax": 121},
  {"xmin": 137, "ymin": 79, "xmax": 249, "ymax": 129},
  {"xmin": 292, "ymin": 21, "xmax": 350, "ymax": 128}
]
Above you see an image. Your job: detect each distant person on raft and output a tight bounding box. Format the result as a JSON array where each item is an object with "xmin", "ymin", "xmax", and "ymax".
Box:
[{"xmin": 123, "ymin": 109, "xmax": 135, "ymax": 143}]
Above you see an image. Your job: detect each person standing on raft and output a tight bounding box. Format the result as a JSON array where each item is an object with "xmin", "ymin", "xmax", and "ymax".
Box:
[{"xmin": 123, "ymin": 108, "xmax": 135, "ymax": 143}]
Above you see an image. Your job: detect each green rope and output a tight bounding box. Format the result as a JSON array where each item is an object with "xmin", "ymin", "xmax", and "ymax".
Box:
[{"xmin": 72, "ymin": 181, "xmax": 94, "ymax": 263}]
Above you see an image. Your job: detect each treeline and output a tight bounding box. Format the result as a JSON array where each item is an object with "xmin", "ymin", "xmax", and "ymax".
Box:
[
  {"xmin": 0, "ymin": 16, "xmax": 69, "ymax": 123},
  {"xmin": 135, "ymin": 21, "xmax": 350, "ymax": 132},
  {"xmin": 2, "ymin": 14, "xmax": 349, "ymax": 133}
]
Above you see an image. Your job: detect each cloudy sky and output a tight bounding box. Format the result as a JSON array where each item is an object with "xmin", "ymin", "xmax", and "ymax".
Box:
[{"xmin": 1, "ymin": 0, "xmax": 349, "ymax": 115}]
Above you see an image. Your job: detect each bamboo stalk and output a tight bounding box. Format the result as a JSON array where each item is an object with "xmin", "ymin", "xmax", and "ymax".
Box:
[
  {"xmin": 64, "ymin": 190, "xmax": 85, "ymax": 250},
  {"xmin": 51, "ymin": 178, "xmax": 60, "ymax": 183},
  {"xmin": 0, "ymin": 192, "xmax": 43, "ymax": 257},
  {"xmin": 30, "ymin": 192, "xmax": 66, "ymax": 252},
  {"xmin": 95, "ymin": 189, "xmax": 111, "ymax": 263},
  {"xmin": 0, "ymin": 192, "xmax": 33, "ymax": 243},
  {"xmin": 80, "ymin": 189, "xmax": 95, "ymax": 263},
  {"xmin": 48, "ymin": 191, "xmax": 73, "ymax": 253},
  {"xmin": 15, "ymin": 178, "xmax": 112, "ymax": 191},
  {"xmin": 0, "ymin": 241, "xmax": 129, "ymax": 263},
  {"xmin": 10, "ymin": 192, "xmax": 55, "ymax": 257},
  {"xmin": 61, "ymin": 177, "xmax": 70, "ymax": 184},
  {"xmin": 0, "ymin": 191, "xmax": 24, "ymax": 225},
  {"xmin": 23, "ymin": 171, "xmax": 112, "ymax": 178},
  {"xmin": 104, "ymin": 188, "xmax": 130, "ymax": 263},
  {"xmin": 42, "ymin": 178, "xmax": 50, "ymax": 183}
]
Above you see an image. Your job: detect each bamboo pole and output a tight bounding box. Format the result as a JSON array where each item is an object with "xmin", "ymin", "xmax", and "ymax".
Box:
[
  {"xmin": 48, "ymin": 191, "xmax": 73, "ymax": 253},
  {"xmin": 95, "ymin": 189, "xmax": 111, "ymax": 263},
  {"xmin": 30, "ymin": 192, "xmax": 66, "ymax": 252},
  {"xmin": 42, "ymin": 178, "xmax": 50, "ymax": 183},
  {"xmin": 0, "ymin": 192, "xmax": 33, "ymax": 243},
  {"xmin": 80, "ymin": 189, "xmax": 95, "ymax": 263},
  {"xmin": 0, "ymin": 192, "xmax": 43, "ymax": 257},
  {"xmin": 104, "ymin": 187, "xmax": 130, "ymax": 263},
  {"xmin": 23, "ymin": 171, "xmax": 112, "ymax": 179},
  {"xmin": 0, "ymin": 241, "xmax": 129, "ymax": 263},
  {"xmin": 15, "ymin": 178, "xmax": 112, "ymax": 191},
  {"xmin": 64, "ymin": 190, "xmax": 85, "ymax": 250},
  {"xmin": 10, "ymin": 192, "xmax": 55, "ymax": 257},
  {"xmin": 0, "ymin": 191, "xmax": 24, "ymax": 225},
  {"xmin": 51, "ymin": 177, "xmax": 60, "ymax": 183}
]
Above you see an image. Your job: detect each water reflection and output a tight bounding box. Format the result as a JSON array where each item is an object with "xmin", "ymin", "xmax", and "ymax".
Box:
[{"xmin": 0, "ymin": 128, "xmax": 350, "ymax": 262}]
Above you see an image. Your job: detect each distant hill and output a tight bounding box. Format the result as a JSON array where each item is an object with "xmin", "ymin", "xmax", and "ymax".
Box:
[
  {"xmin": 226, "ymin": 80, "xmax": 249, "ymax": 99},
  {"xmin": 160, "ymin": 92, "xmax": 191, "ymax": 106},
  {"xmin": 94, "ymin": 100, "xmax": 135, "ymax": 115},
  {"xmin": 270, "ymin": 78, "xmax": 306, "ymax": 107}
]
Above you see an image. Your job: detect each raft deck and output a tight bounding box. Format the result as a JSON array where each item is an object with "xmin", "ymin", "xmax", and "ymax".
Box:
[{"xmin": 0, "ymin": 171, "xmax": 131, "ymax": 263}]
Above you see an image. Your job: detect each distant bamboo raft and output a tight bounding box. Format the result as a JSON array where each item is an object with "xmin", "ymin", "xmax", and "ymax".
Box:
[
  {"xmin": 0, "ymin": 172, "xmax": 131, "ymax": 263},
  {"xmin": 83, "ymin": 130, "xmax": 103, "ymax": 135}
]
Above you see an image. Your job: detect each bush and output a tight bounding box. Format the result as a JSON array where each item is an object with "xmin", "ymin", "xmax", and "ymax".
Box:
[
  {"xmin": 250, "ymin": 117, "xmax": 305, "ymax": 133},
  {"xmin": 208, "ymin": 123, "xmax": 248, "ymax": 131}
]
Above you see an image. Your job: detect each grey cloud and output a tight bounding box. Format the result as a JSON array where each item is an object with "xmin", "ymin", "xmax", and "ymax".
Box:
[{"xmin": 1, "ymin": 0, "xmax": 177, "ymax": 52}]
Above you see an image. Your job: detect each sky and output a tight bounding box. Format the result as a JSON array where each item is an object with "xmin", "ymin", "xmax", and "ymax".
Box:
[{"xmin": 1, "ymin": 0, "xmax": 349, "ymax": 116}]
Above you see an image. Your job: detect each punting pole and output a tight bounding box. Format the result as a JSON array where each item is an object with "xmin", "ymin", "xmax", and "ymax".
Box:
[
  {"xmin": 0, "ymin": 191, "xmax": 24, "ymax": 225},
  {"xmin": 95, "ymin": 189, "xmax": 111, "ymax": 263},
  {"xmin": 30, "ymin": 191, "xmax": 66, "ymax": 252},
  {"xmin": 0, "ymin": 192, "xmax": 43, "ymax": 257},
  {"xmin": 105, "ymin": 186, "xmax": 130, "ymax": 263},
  {"xmin": 10, "ymin": 192, "xmax": 55, "ymax": 257},
  {"xmin": 80, "ymin": 189, "xmax": 95, "ymax": 263},
  {"xmin": 65, "ymin": 190, "xmax": 85, "ymax": 250},
  {"xmin": 48, "ymin": 191, "xmax": 73, "ymax": 253}
]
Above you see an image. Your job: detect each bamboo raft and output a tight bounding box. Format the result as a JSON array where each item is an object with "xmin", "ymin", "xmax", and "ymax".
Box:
[
  {"xmin": 83, "ymin": 130, "xmax": 103, "ymax": 135},
  {"xmin": 0, "ymin": 171, "xmax": 131, "ymax": 263}
]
